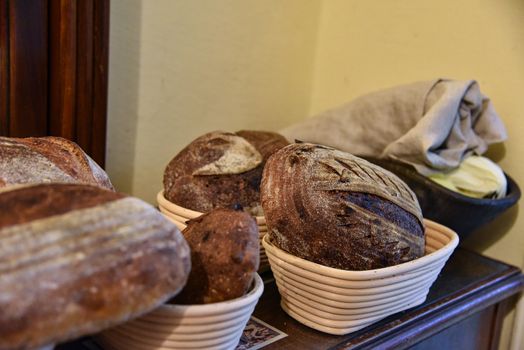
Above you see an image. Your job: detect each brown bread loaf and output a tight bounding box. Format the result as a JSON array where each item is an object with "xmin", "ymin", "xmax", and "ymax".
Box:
[
  {"xmin": 173, "ymin": 208, "xmax": 259, "ymax": 304},
  {"xmin": 261, "ymin": 143, "xmax": 425, "ymax": 270},
  {"xmin": 163, "ymin": 130, "xmax": 288, "ymax": 216},
  {"xmin": 0, "ymin": 183, "xmax": 191, "ymax": 350},
  {"xmin": 0, "ymin": 136, "xmax": 114, "ymax": 190}
]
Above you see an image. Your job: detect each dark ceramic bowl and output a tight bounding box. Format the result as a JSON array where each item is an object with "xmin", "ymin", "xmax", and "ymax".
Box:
[{"xmin": 363, "ymin": 157, "xmax": 521, "ymax": 239}]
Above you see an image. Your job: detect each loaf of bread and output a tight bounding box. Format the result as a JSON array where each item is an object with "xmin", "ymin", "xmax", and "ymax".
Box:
[
  {"xmin": 0, "ymin": 136, "xmax": 114, "ymax": 190},
  {"xmin": 261, "ymin": 143, "xmax": 425, "ymax": 270},
  {"xmin": 0, "ymin": 183, "xmax": 191, "ymax": 350},
  {"xmin": 173, "ymin": 208, "xmax": 259, "ymax": 304},
  {"xmin": 163, "ymin": 130, "xmax": 288, "ymax": 216}
]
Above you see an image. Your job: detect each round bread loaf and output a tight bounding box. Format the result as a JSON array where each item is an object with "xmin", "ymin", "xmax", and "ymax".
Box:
[
  {"xmin": 173, "ymin": 208, "xmax": 259, "ymax": 304},
  {"xmin": 0, "ymin": 183, "xmax": 191, "ymax": 350},
  {"xmin": 261, "ymin": 143, "xmax": 425, "ymax": 270},
  {"xmin": 0, "ymin": 136, "xmax": 114, "ymax": 190},
  {"xmin": 163, "ymin": 130, "xmax": 288, "ymax": 216}
]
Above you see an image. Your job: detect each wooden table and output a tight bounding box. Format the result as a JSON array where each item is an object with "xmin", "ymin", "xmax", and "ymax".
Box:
[
  {"xmin": 253, "ymin": 248, "xmax": 524, "ymax": 350},
  {"xmin": 59, "ymin": 248, "xmax": 523, "ymax": 350}
]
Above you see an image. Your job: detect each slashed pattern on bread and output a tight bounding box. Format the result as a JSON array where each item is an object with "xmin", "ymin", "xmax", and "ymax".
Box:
[{"xmin": 261, "ymin": 143, "xmax": 425, "ymax": 270}]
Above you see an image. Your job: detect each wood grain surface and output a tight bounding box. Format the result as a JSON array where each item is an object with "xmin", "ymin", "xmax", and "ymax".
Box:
[{"xmin": 0, "ymin": 0, "xmax": 109, "ymax": 167}]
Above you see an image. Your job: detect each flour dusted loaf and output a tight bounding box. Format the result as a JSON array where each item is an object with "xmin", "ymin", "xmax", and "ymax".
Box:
[
  {"xmin": 173, "ymin": 208, "xmax": 259, "ymax": 304},
  {"xmin": 0, "ymin": 136, "xmax": 114, "ymax": 190},
  {"xmin": 0, "ymin": 183, "xmax": 191, "ymax": 350},
  {"xmin": 163, "ymin": 130, "xmax": 288, "ymax": 216},
  {"xmin": 261, "ymin": 143, "xmax": 425, "ymax": 270}
]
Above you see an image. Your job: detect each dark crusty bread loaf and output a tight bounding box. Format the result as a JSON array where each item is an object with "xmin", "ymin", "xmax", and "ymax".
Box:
[
  {"xmin": 0, "ymin": 136, "xmax": 114, "ymax": 190},
  {"xmin": 163, "ymin": 130, "xmax": 288, "ymax": 216},
  {"xmin": 261, "ymin": 143, "xmax": 425, "ymax": 270},
  {"xmin": 173, "ymin": 208, "xmax": 259, "ymax": 304},
  {"xmin": 0, "ymin": 183, "xmax": 191, "ymax": 350}
]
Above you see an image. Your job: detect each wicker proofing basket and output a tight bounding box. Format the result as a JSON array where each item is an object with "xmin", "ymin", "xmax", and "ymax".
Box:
[
  {"xmin": 262, "ymin": 219, "xmax": 459, "ymax": 335},
  {"xmin": 97, "ymin": 274, "xmax": 264, "ymax": 350},
  {"xmin": 157, "ymin": 191, "xmax": 270, "ymax": 272}
]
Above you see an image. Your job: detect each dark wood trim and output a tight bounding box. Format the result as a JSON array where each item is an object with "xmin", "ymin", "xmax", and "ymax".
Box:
[
  {"xmin": 343, "ymin": 273, "xmax": 523, "ymax": 350},
  {"xmin": 488, "ymin": 297, "xmax": 514, "ymax": 350},
  {"xmin": 8, "ymin": 0, "xmax": 48, "ymax": 137},
  {"xmin": 75, "ymin": 0, "xmax": 95, "ymax": 156},
  {"xmin": 0, "ymin": 0, "xmax": 109, "ymax": 167},
  {"xmin": 49, "ymin": 0, "xmax": 77, "ymax": 139},
  {"xmin": 91, "ymin": 0, "xmax": 109, "ymax": 167},
  {"xmin": 0, "ymin": 0, "xmax": 9, "ymax": 136}
]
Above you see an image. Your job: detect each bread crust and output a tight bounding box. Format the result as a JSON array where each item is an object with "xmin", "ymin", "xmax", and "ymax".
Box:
[
  {"xmin": 163, "ymin": 131, "xmax": 288, "ymax": 215},
  {"xmin": 0, "ymin": 136, "xmax": 114, "ymax": 190},
  {"xmin": 172, "ymin": 208, "xmax": 259, "ymax": 304},
  {"xmin": 0, "ymin": 184, "xmax": 190, "ymax": 350},
  {"xmin": 261, "ymin": 143, "xmax": 425, "ymax": 270}
]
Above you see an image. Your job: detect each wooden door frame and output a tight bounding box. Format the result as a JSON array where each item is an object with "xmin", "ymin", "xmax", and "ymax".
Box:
[{"xmin": 0, "ymin": 0, "xmax": 110, "ymax": 167}]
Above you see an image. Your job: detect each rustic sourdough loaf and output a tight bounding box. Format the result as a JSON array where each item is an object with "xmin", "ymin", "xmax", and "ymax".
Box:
[
  {"xmin": 163, "ymin": 130, "xmax": 288, "ymax": 216},
  {"xmin": 261, "ymin": 143, "xmax": 425, "ymax": 270},
  {"xmin": 173, "ymin": 208, "xmax": 259, "ymax": 304},
  {"xmin": 0, "ymin": 136, "xmax": 114, "ymax": 190},
  {"xmin": 0, "ymin": 183, "xmax": 191, "ymax": 350}
]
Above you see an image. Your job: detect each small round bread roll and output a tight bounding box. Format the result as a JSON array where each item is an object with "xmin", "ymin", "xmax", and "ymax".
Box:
[
  {"xmin": 163, "ymin": 130, "xmax": 288, "ymax": 216},
  {"xmin": 261, "ymin": 143, "xmax": 425, "ymax": 270},
  {"xmin": 173, "ymin": 208, "xmax": 260, "ymax": 304},
  {"xmin": 0, "ymin": 136, "xmax": 114, "ymax": 190},
  {"xmin": 0, "ymin": 183, "xmax": 191, "ymax": 350}
]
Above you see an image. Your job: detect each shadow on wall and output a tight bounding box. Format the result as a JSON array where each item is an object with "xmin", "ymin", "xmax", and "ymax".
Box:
[{"xmin": 105, "ymin": 0, "xmax": 142, "ymax": 194}]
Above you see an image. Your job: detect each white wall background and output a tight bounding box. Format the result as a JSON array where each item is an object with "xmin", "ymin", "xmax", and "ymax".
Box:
[{"xmin": 107, "ymin": 1, "xmax": 524, "ymax": 348}]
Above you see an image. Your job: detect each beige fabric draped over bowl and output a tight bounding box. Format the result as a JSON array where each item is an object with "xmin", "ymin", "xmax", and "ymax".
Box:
[{"xmin": 281, "ymin": 79, "xmax": 507, "ymax": 175}]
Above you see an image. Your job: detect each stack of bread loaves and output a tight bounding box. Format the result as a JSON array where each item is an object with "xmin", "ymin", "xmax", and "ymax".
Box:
[
  {"xmin": 0, "ymin": 135, "xmax": 266, "ymax": 350},
  {"xmin": 0, "ymin": 136, "xmax": 192, "ymax": 350},
  {"xmin": 159, "ymin": 130, "xmax": 289, "ymax": 271},
  {"xmin": 260, "ymin": 142, "xmax": 459, "ymax": 334},
  {"xmin": 0, "ymin": 132, "xmax": 460, "ymax": 345}
]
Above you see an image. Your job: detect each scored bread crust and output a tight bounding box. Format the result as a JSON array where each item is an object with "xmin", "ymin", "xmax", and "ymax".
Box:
[
  {"xmin": 0, "ymin": 136, "xmax": 114, "ymax": 190},
  {"xmin": 261, "ymin": 143, "xmax": 425, "ymax": 271},
  {"xmin": 0, "ymin": 184, "xmax": 191, "ymax": 350},
  {"xmin": 163, "ymin": 130, "xmax": 288, "ymax": 216}
]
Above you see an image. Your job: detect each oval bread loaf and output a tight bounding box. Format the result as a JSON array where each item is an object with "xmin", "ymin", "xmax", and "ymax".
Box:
[
  {"xmin": 173, "ymin": 208, "xmax": 259, "ymax": 304},
  {"xmin": 0, "ymin": 136, "xmax": 114, "ymax": 190},
  {"xmin": 0, "ymin": 183, "xmax": 191, "ymax": 350},
  {"xmin": 163, "ymin": 130, "xmax": 288, "ymax": 216},
  {"xmin": 261, "ymin": 143, "xmax": 425, "ymax": 270}
]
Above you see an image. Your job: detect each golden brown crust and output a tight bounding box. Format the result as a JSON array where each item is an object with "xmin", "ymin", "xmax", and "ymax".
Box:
[
  {"xmin": 0, "ymin": 136, "xmax": 114, "ymax": 190},
  {"xmin": 235, "ymin": 130, "xmax": 289, "ymax": 161},
  {"xmin": 0, "ymin": 184, "xmax": 190, "ymax": 350},
  {"xmin": 163, "ymin": 130, "xmax": 288, "ymax": 216},
  {"xmin": 172, "ymin": 208, "xmax": 259, "ymax": 304},
  {"xmin": 0, "ymin": 184, "xmax": 124, "ymax": 228},
  {"xmin": 261, "ymin": 143, "xmax": 425, "ymax": 271}
]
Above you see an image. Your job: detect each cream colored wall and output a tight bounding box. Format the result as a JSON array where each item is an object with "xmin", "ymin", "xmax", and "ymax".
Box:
[
  {"xmin": 107, "ymin": 0, "xmax": 322, "ymax": 203},
  {"xmin": 310, "ymin": 1, "xmax": 524, "ymax": 349}
]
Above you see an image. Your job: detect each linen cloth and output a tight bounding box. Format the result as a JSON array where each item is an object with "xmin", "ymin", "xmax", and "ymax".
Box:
[{"xmin": 281, "ymin": 79, "xmax": 507, "ymax": 175}]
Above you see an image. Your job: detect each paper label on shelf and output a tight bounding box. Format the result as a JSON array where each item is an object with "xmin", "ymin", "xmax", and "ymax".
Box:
[{"xmin": 236, "ymin": 316, "xmax": 288, "ymax": 350}]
